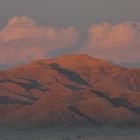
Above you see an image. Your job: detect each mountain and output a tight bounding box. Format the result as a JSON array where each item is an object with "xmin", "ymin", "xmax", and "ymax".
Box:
[{"xmin": 0, "ymin": 54, "xmax": 140, "ymax": 127}]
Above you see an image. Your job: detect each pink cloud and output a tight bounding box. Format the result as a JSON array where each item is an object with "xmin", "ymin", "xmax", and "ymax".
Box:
[
  {"xmin": 0, "ymin": 17, "xmax": 139, "ymax": 65},
  {"xmin": 81, "ymin": 22, "xmax": 140, "ymax": 63},
  {"xmin": 0, "ymin": 16, "xmax": 78, "ymax": 64}
]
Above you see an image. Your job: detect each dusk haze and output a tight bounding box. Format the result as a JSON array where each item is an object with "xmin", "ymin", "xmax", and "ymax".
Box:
[{"xmin": 0, "ymin": 0, "xmax": 140, "ymax": 140}]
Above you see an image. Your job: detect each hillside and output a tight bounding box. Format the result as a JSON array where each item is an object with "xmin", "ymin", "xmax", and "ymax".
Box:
[{"xmin": 0, "ymin": 54, "xmax": 140, "ymax": 127}]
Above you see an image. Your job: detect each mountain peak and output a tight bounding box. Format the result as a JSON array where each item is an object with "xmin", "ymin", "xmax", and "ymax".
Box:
[
  {"xmin": 56, "ymin": 53, "xmax": 93, "ymax": 60},
  {"xmin": 7, "ymin": 54, "xmax": 121, "ymax": 73}
]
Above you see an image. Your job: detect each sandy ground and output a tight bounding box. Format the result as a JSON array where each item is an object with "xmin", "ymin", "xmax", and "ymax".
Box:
[{"xmin": 0, "ymin": 126, "xmax": 140, "ymax": 140}]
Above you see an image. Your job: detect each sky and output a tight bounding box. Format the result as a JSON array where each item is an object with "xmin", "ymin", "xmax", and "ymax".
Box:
[{"xmin": 0, "ymin": 0, "xmax": 140, "ymax": 67}]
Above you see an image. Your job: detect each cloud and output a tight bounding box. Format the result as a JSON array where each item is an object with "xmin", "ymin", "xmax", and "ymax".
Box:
[
  {"xmin": 81, "ymin": 22, "xmax": 140, "ymax": 63},
  {"xmin": 0, "ymin": 16, "xmax": 78, "ymax": 64},
  {"xmin": 0, "ymin": 17, "xmax": 140, "ymax": 66}
]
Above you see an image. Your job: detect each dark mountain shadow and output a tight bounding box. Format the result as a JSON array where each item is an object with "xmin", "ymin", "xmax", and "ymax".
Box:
[
  {"xmin": 92, "ymin": 89, "xmax": 140, "ymax": 115},
  {"xmin": 0, "ymin": 78, "xmax": 48, "ymax": 92},
  {"xmin": 2, "ymin": 88, "xmax": 38, "ymax": 101},
  {"xmin": 64, "ymin": 85, "xmax": 85, "ymax": 91},
  {"xmin": 67, "ymin": 106, "xmax": 102, "ymax": 127},
  {"xmin": 110, "ymin": 98, "xmax": 133, "ymax": 108},
  {"xmin": 49, "ymin": 63, "xmax": 88, "ymax": 85},
  {"xmin": 0, "ymin": 96, "xmax": 32, "ymax": 105}
]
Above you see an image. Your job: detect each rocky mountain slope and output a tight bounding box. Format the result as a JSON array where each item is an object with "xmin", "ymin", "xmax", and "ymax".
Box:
[{"xmin": 0, "ymin": 54, "xmax": 140, "ymax": 127}]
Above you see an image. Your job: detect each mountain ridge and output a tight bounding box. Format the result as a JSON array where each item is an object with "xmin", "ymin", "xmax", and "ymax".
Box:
[{"xmin": 0, "ymin": 54, "xmax": 140, "ymax": 127}]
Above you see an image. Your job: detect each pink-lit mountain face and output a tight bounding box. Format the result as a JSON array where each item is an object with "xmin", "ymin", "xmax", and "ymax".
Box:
[{"xmin": 0, "ymin": 54, "xmax": 140, "ymax": 127}]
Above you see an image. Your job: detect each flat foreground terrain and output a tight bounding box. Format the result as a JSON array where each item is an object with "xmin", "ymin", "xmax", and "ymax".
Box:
[{"xmin": 0, "ymin": 126, "xmax": 140, "ymax": 140}]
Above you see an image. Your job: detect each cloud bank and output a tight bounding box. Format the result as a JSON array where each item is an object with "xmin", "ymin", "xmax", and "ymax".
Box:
[
  {"xmin": 0, "ymin": 17, "xmax": 140, "ymax": 66},
  {"xmin": 0, "ymin": 16, "xmax": 78, "ymax": 64},
  {"xmin": 81, "ymin": 22, "xmax": 140, "ymax": 63}
]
